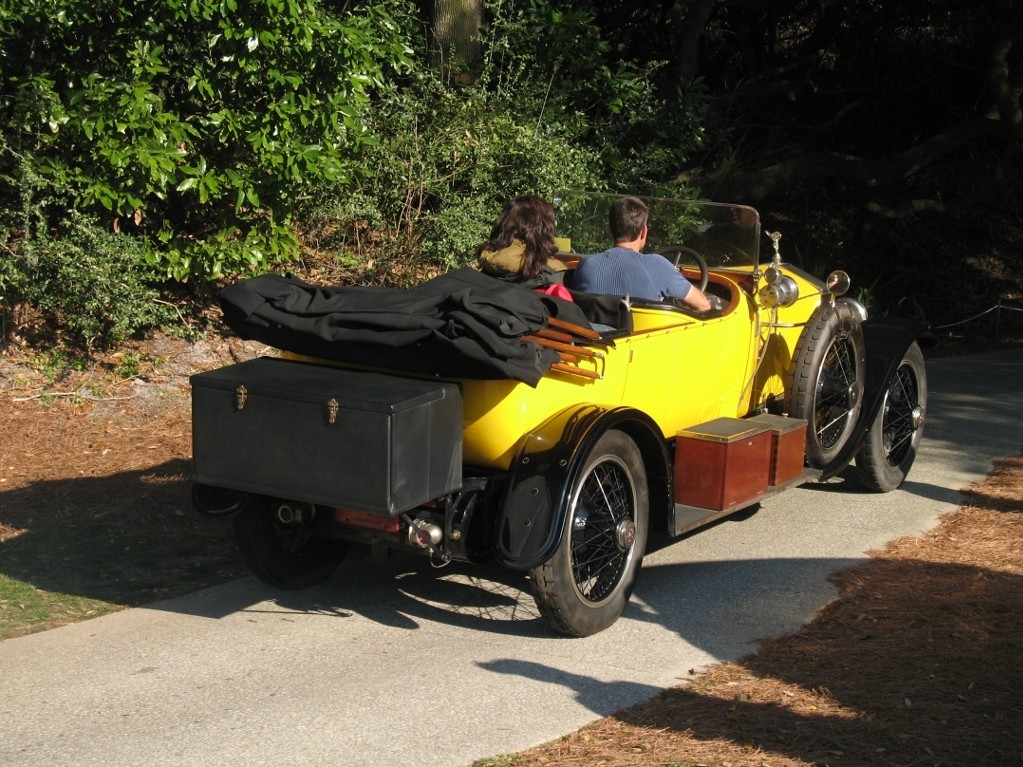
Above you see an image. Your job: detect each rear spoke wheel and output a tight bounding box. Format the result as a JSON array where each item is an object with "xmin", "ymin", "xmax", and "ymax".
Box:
[
  {"xmin": 233, "ymin": 495, "xmax": 348, "ymax": 589},
  {"xmin": 530, "ymin": 430, "xmax": 648, "ymax": 637}
]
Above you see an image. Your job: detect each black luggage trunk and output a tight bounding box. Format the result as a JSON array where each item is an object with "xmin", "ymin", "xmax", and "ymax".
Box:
[{"xmin": 190, "ymin": 357, "xmax": 463, "ymax": 515}]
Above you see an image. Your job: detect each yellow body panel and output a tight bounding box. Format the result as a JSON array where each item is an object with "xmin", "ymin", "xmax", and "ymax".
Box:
[
  {"xmin": 460, "ymin": 312, "xmax": 754, "ymax": 468},
  {"xmin": 459, "ymin": 270, "xmax": 825, "ymax": 470},
  {"xmin": 748, "ymin": 290, "xmax": 827, "ymax": 406}
]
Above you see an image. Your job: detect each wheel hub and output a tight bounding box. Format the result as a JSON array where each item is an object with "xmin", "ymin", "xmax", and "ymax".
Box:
[
  {"xmin": 615, "ymin": 518, "xmax": 637, "ymax": 551},
  {"xmin": 910, "ymin": 405, "xmax": 924, "ymax": 430},
  {"xmin": 846, "ymin": 380, "xmax": 860, "ymax": 408}
]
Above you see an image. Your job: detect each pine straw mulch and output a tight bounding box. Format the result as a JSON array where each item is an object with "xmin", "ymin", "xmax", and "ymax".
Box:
[{"xmin": 503, "ymin": 456, "xmax": 1023, "ymax": 767}]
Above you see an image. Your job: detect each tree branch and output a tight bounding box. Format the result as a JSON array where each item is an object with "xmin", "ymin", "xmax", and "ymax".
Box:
[{"xmin": 702, "ymin": 117, "xmax": 1014, "ymax": 203}]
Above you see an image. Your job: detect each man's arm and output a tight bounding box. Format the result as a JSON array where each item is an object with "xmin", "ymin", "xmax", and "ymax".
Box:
[
  {"xmin": 646, "ymin": 255, "xmax": 713, "ymax": 311},
  {"xmin": 678, "ymin": 284, "xmax": 713, "ymax": 312}
]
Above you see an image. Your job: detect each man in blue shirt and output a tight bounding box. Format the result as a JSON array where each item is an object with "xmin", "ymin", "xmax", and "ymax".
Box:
[{"xmin": 574, "ymin": 196, "xmax": 714, "ymax": 312}]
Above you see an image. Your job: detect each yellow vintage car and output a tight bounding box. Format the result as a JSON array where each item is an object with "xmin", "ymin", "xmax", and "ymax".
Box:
[{"xmin": 191, "ymin": 193, "xmax": 928, "ymax": 636}]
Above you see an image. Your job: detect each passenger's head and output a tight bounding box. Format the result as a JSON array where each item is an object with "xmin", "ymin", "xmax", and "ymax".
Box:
[
  {"xmin": 477, "ymin": 195, "xmax": 557, "ymax": 279},
  {"xmin": 608, "ymin": 196, "xmax": 649, "ymax": 244}
]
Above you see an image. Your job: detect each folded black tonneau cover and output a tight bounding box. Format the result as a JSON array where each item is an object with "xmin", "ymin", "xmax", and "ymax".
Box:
[{"xmin": 219, "ymin": 268, "xmax": 594, "ymax": 386}]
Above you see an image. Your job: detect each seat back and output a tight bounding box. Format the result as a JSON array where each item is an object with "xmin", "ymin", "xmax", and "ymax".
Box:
[{"xmin": 568, "ymin": 291, "xmax": 633, "ymax": 337}]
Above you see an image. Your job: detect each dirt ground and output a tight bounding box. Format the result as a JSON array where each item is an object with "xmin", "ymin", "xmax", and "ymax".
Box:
[
  {"xmin": 0, "ymin": 331, "xmax": 264, "ymax": 632},
  {"xmin": 1, "ymin": 331, "xmax": 1021, "ymax": 767}
]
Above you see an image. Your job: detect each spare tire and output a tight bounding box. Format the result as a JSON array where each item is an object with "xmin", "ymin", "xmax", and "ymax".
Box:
[{"xmin": 233, "ymin": 495, "xmax": 348, "ymax": 589}]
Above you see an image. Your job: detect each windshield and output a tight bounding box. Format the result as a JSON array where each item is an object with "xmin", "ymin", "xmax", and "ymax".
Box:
[{"xmin": 552, "ymin": 192, "xmax": 761, "ymax": 269}]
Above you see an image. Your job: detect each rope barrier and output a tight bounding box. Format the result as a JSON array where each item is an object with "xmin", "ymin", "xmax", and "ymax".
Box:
[
  {"xmin": 933, "ymin": 301, "xmax": 1023, "ymax": 336},
  {"xmin": 935, "ymin": 304, "xmax": 999, "ymax": 330}
]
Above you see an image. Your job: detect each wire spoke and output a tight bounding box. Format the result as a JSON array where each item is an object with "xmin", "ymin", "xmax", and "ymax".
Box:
[{"xmin": 571, "ymin": 459, "xmax": 635, "ymax": 601}]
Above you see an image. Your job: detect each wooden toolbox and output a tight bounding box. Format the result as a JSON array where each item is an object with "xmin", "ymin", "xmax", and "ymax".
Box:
[
  {"xmin": 748, "ymin": 414, "xmax": 808, "ymax": 486},
  {"xmin": 674, "ymin": 417, "xmax": 772, "ymax": 511}
]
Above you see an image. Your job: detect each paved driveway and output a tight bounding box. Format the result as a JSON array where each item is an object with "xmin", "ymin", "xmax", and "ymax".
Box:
[{"xmin": 1, "ymin": 347, "xmax": 1020, "ymax": 767}]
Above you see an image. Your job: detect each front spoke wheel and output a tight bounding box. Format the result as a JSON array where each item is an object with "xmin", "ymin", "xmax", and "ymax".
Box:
[{"xmin": 855, "ymin": 342, "xmax": 927, "ymax": 492}]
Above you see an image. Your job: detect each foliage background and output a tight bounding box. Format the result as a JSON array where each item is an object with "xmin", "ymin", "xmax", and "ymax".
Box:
[{"xmin": 0, "ymin": 0, "xmax": 1020, "ymax": 354}]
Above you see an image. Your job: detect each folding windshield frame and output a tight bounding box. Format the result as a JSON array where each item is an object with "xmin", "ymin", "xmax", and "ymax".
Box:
[{"xmin": 553, "ymin": 192, "xmax": 761, "ymax": 269}]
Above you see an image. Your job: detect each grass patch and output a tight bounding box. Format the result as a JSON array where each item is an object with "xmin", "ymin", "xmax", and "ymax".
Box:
[
  {"xmin": 0, "ymin": 524, "xmax": 239, "ymax": 640},
  {"xmin": 0, "ymin": 572, "xmax": 121, "ymax": 640}
]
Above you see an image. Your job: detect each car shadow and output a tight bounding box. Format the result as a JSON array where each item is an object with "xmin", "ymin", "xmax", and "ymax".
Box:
[
  {"xmin": 0, "ymin": 458, "xmax": 246, "ymax": 617},
  {"xmin": 0, "ymin": 454, "xmax": 990, "ymax": 643}
]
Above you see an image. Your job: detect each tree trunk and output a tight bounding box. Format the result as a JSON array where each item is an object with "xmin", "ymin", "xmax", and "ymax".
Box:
[
  {"xmin": 670, "ymin": 0, "xmax": 717, "ymax": 85},
  {"xmin": 430, "ymin": 0, "xmax": 483, "ymax": 84}
]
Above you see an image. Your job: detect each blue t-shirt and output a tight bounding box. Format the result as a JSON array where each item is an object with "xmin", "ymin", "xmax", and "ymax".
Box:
[{"xmin": 573, "ymin": 247, "xmax": 693, "ymax": 302}]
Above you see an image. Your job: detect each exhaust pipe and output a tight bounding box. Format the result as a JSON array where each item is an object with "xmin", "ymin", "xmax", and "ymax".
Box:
[
  {"xmin": 276, "ymin": 502, "xmax": 314, "ymax": 525},
  {"xmin": 407, "ymin": 519, "xmax": 443, "ymax": 548}
]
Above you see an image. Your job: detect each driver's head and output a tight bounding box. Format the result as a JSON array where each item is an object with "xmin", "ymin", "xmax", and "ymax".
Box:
[{"xmin": 609, "ymin": 196, "xmax": 649, "ymax": 244}]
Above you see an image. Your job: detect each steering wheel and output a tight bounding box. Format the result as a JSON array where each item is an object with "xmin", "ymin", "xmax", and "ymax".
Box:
[{"xmin": 659, "ymin": 245, "xmax": 709, "ymax": 292}]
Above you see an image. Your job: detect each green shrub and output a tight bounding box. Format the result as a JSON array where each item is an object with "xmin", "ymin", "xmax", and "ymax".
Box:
[
  {"xmin": 479, "ymin": 0, "xmax": 708, "ymax": 193},
  {"xmin": 0, "ymin": 0, "xmax": 414, "ymax": 282},
  {"xmin": 17, "ymin": 211, "xmax": 176, "ymax": 351},
  {"xmin": 308, "ymin": 80, "xmax": 603, "ymax": 276},
  {"xmin": 2, "ymin": 151, "xmax": 173, "ymax": 350},
  {"xmin": 3, "ymin": 0, "xmax": 713, "ymax": 305},
  {"xmin": 300, "ymin": 3, "xmax": 613, "ymax": 277}
]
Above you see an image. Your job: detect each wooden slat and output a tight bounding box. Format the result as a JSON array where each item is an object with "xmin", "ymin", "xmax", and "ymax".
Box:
[
  {"xmin": 533, "ymin": 326, "xmax": 575, "ymax": 344},
  {"xmin": 550, "ymin": 362, "xmax": 600, "ymax": 379},
  {"xmin": 523, "ymin": 327, "xmax": 603, "ymax": 380},
  {"xmin": 547, "ymin": 316, "xmax": 602, "ymax": 341},
  {"xmin": 523, "ymin": 335, "xmax": 600, "ymax": 359}
]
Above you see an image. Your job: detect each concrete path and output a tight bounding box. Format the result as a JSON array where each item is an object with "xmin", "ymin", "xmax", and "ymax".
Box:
[{"xmin": 1, "ymin": 347, "xmax": 1020, "ymax": 767}]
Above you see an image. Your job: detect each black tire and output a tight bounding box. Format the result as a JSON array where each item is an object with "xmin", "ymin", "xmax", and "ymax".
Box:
[
  {"xmin": 191, "ymin": 484, "xmax": 248, "ymax": 518},
  {"xmin": 855, "ymin": 341, "xmax": 927, "ymax": 492},
  {"xmin": 233, "ymin": 495, "xmax": 347, "ymax": 589},
  {"xmin": 529, "ymin": 430, "xmax": 649, "ymax": 637},
  {"xmin": 785, "ymin": 303, "xmax": 866, "ymax": 469}
]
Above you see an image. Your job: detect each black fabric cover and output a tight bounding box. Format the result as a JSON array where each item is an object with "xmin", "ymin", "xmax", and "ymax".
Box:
[{"xmin": 219, "ymin": 268, "xmax": 594, "ymax": 386}]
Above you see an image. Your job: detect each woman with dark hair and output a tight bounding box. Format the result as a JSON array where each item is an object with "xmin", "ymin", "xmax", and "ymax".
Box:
[{"xmin": 476, "ymin": 195, "xmax": 568, "ymax": 287}]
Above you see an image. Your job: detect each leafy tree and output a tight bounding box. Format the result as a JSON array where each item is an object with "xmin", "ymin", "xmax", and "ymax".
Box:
[
  {"xmin": 0, "ymin": 0, "xmax": 414, "ymax": 281},
  {"xmin": 471, "ymin": 0, "xmax": 708, "ymax": 192},
  {"xmin": 579, "ymin": 0, "xmax": 1022, "ymax": 209}
]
